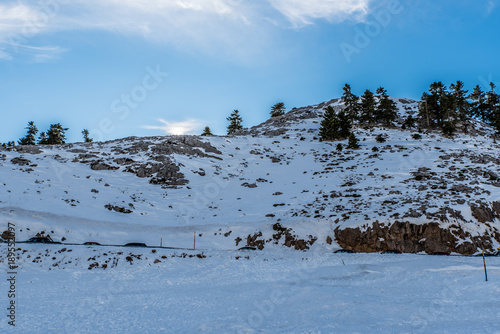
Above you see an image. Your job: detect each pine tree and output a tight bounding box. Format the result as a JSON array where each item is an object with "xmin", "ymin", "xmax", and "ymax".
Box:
[
  {"xmin": 359, "ymin": 89, "xmax": 376, "ymax": 125},
  {"xmin": 442, "ymin": 121, "xmax": 456, "ymax": 137},
  {"xmin": 38, "ymin": 132, "xmax": 48, "ymax": 144},
  {"xmin": 226, "ymin": 110, "xmax": 243, "ymax": 135},
  {"xmin": 419, "ymin": 81, "xmax": 459, "ymax": 134},
  {"xmin": 47, "ymin": 124, "xmax": 68, "ymax": 144},
  {"xmin": 319, "ymin": 106, "xmax": 351, "ymax": 141},
  {"xmin": 2, "ymin": 141, "xmax": 15, "ymax": 148},
  {"xmin": 492, "ymin": 106, "xmax": 500, "ymax": 133},
  {"xmin": 270, "ymin": 102, "xmax": 286, "ymax": 118},
  {"xmin": 82, "ymin": 129, "xmax": 93, "ymax": 143},
  {"xmin": 450, "ymin": 81, "xmax": 470, "ymax": 132},
  {"xmin": 201, "ymin": 126, "xmax": 213, "ymax": 136},
  {"xmin": 469, "ymin": 85, "xmax": 487, "ymax": 122},
  {"xmin": 319, "ymin": 106, "xmax": 336, "ymax": 141},
  {"xmin": 402, "ymin": 115, "xmax": 416, "ymax": 130},
  {"xmin": 375, "ymin": 87, "xmax": 398, "ymax": 126},
  {"xmin": 337, "ymin": 110, "xmax": 351, "ymax": 139},
  {"xmin": 341, "ymin": 84, "xmax": 359, "ymax": 123},
  {"xmin": 18, "ymin": 121, "xmax": 38, "ymax": 145},
  {"xmin": 39, "ymin": 124, "xmax": 68, "ymax": 144},
  {"xmin": 347, "ymin": 133, "xmax": 360, "ymax": 149},
  {"xmin": 419, "ymin": 82, "xmax": 445, "ymax": 129},
  {"xmin": 485, "ymin": 83, "xmax": 499, "ymax": 125}
]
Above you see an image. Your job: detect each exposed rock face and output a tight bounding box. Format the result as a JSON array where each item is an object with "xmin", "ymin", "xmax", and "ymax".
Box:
[
  {"xmin": 90, "ymin": 161, "xmax": 119, "ymax": 171},
  {"xmin": 76, "ymin": 136, "xmax": 221, "ymax": 188},
  {"xmin": 471, "ymin": 202, "xmax": 500, "ymax": 223},
  {"xmin": 246, "ymin": 232, "xmax": 265, "ymax": 250},
  {"xmin": 104, "ymin": 204, "xmax": 133, "ymax": 214},
  {"xmin": 241, "ymin": 224, "xmax": 317, "ymax": 251},
  {"xmin": 11, "ymin": 157, "xmax": 32, "ymax": 166},
  {"xmin": 124, "ymin": 159, "xmax": 188, "ymax": 187},
  {"xmin": 151, "ymin": 136, "xmax": 222, "ymax": 157},
  {"xmin": 16, "ymin": 146, "xmax": 42, "ymax": 154},
  {"xmin": 1, "ymin": 230, "xmax": 15, "ymax": 240},
  {"xmin": 115, "ymin": 136, "xmax": 222, "ymax": 158},
  {"xmin": 335, "ymin": 221, "xmax": 498, "ymax": 255}
]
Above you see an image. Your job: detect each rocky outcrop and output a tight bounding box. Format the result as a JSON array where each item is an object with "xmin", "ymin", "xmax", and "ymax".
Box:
[
  {"xmin": 123, "ymin": 158, "xmax": 188, "ymax": 187},
  {"xmin": 246, "ymin": 232, "xmax": 265, "ymax": 250},
  {"xmin": 104, "ymin": 204, "xmax": 133, "ymax": 214},
  {"xmin": 90, "ymin": 161, "xmax": 119, "ymax": 171},
  {"xmin": 115, "ymin": 136, "xmax": 222, "ymax": 158},
  {"xmin": 470, "ymin": 202, "xmax": 500, "ymax": 223},
  {"xmin": 240, "ymin": 224, "xmax": 318, "ymax": 251},
  {"xmin": 16, "ymin": 146, "xmax": 42, "ymax": 154},
  {"xmin": 74, "ymin": 136, "xmax": 220, "ymax": 188},
  {"xmin": 11, "ymin": 157, "xmax": 32, "ymax": 166},
  {"xmin": 1, "ymin": 230, "xmax": 15, "ymax": 240},
  {"xmin": 334, "ymin": 221, "xmax": 498, "ymax": 255},
  {"xmin": 271, "ymin": 223, "xmax": 317, "ymax": 250}
]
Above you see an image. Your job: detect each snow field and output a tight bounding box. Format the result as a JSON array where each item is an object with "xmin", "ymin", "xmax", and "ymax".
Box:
[{"xmin": 1, "ymin": 244, "xmax": 499, "ymax": 333}]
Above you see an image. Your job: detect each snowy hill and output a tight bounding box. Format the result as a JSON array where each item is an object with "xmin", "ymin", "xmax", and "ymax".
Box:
[{"xmin": 1, "ymin": 97, "xmax": 500, "ymax": 254}]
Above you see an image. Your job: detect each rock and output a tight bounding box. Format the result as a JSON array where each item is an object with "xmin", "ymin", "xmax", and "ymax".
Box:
[
  {"xmin": 114, "ymin": 158, "xmax": 135, "ymax": 165},
  {"xmin": 124, "ymin": 159, "xmax": 188, "ymax": 187},
  {"xmin": 470, "ymin": 204, "xmax": 496, "ymax": 223},
  {"xmin": 492, "ymin": 201, "xmax": 500, "ymax": 215},
  {"xmin": 104, "ymin": 204, "xmax": 133, "ymax": 214},
  {"xmin": 1, "ymin": 230, "xmax": 15, "ymax": 240},
  {"xmin": 11, "ymin": 157, "xmax": 32, "ymax": 166},
  {"xmin": 334, "ymin": 221, "xmax": 497, "ymax": 255},
  {"xmin": 246, "ymin": 232, "xmax": 265, "ymax": 250},
  {"xmin": 16, "ymin": 146, "xmax": 42, "ymax": 154},
  {"xmin": 91, "ymin": 161, "xmax": 119, "ymax": 171},
  {"xmin": 235, "ymin": 237, "xmax": 242, "ymax": 246}
]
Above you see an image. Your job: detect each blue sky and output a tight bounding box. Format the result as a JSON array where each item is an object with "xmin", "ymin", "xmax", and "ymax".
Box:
[{"xmin": 1, "ymin": 0, "xmax": 499, "ymax": 143}]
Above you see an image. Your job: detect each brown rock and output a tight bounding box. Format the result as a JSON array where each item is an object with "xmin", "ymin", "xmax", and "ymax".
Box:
[{"xmin": 334, "ymin": 221, "xmax": 497, "ymax": 255}]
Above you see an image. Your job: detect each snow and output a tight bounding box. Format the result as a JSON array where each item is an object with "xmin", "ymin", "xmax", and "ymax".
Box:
[
  {"xmin": 1, "ymin": 245, "xmax": 499, "ymax": 333},
  {"xmin": 1, "ymin": 96, "xmax": 500, "ymax": 331},
  {"xmin": 1, "ymin": 119, "xmax": 499, "ymax": 250}
]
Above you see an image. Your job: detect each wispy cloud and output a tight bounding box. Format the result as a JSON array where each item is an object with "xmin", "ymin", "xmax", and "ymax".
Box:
[
  {"xmin": 9, "ymin": 44, "xmax": 67, "ymax": 62},
  {"xmin": 0, "ymin": 0, "xmax": 375, "ymax": 61},
  {"xmin": 143, "ymin": 118, "xmax": 204, "ymax": 136},
  {"xmin": 269, "ymin": 0, "xmax": 372, "ymax": 27},
  {"xmin": 0, "ymin": 2, "xmax": 64, "ymax": 61}
]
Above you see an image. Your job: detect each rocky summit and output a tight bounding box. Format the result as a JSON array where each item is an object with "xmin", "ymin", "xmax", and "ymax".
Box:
[{"xmin": 1, "ymin": 98, "xmax": 499, "ymax": 255}]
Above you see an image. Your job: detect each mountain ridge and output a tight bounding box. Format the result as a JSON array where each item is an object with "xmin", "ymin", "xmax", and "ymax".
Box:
[{"xmin": 1, "ymin": 97, "xmax": 499, "ymax": 254}]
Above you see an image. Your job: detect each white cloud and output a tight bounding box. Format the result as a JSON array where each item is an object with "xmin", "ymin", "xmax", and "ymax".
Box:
[
  {"xmin": 143, "ymin": 118, "xmax": 204, "ymax": 136},
  {"xmin": 0, "ymin": 2, "xmax": 66, "ymax": 61},
  {"xmin": 269, "ymin": 0, "xmax": 372, "ymax": 27},
  {"xmin": 0, "ymin": 0, "xmax": 374, "ymax": 61}
]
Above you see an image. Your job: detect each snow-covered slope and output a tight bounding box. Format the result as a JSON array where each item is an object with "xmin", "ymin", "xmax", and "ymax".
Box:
[{"xmin": 1, "ymin": 98, "xmax": 499, "ymax": 254}]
